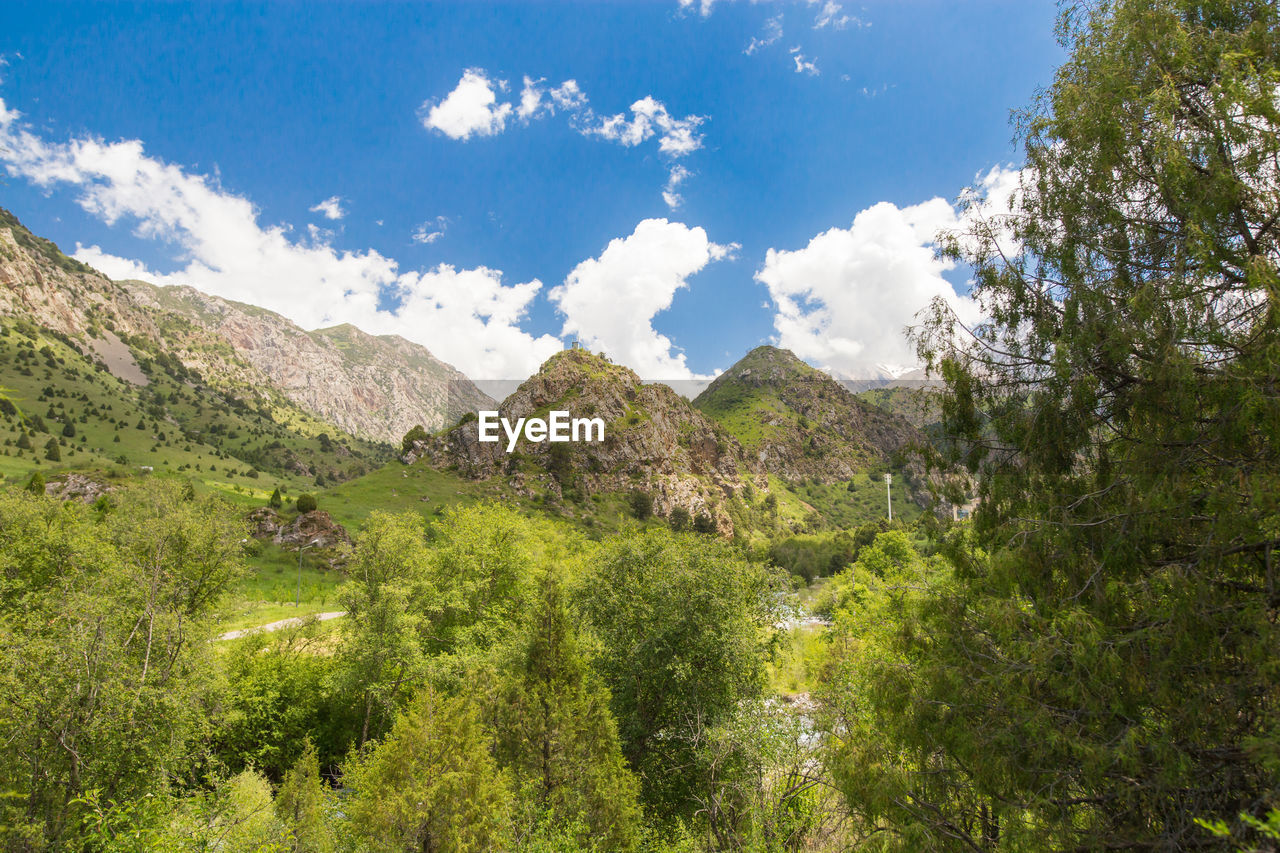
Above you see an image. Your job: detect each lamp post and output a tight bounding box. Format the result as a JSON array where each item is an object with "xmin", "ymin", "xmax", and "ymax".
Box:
[
  {"xmin": 296, "ymin": 538, "xmax": 321, "ymax": 607},
  {"xmin": 884, "ymin": 473, "xmax": 893, "ymax": 521}
]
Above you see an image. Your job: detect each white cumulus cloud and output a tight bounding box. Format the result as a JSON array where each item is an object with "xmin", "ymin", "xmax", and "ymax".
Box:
[
  {"xmin": 424, "ymin": 71, "xmax": 700, "ymax": 206},
  {"xmin": 309, "ymin": 195, "xmax": 345, "ymax": 220},
  {"xmin": 755, "ymin": 166, "xmax": 1022, "ymax": 378},
  {"xmin": 421, "ymin": 69, "xmax": 513, "ymax": 140},
  {"xmin": 588, "ymin": 96, "xmax": 705, "ymax": 157},
  {"xmin": 550, "ymin": 219, "xmax": 736, "ymax": 379},
  {"xmin": 0, "ymin": 96, "xmax": 561, "ymax": 379}
]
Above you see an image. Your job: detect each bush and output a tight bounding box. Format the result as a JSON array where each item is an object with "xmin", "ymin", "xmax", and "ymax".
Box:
[
  {"xmin": 400, "ymin": 424, "xmax": 429, "ymax": 454},
  {"xmin": 295, "ymin": 493, "xmax": 317, "ymax": 514},
  {"xmin": 668, "ymin": 507, "xmax": 690, "ymax": 531},
  {"xmin": 629, "ymin": 490, "xmax": 653, "ymax": 520}
]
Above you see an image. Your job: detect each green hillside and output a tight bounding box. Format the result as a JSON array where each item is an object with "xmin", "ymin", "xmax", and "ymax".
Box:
[{"xmin": 0, "ymin": 318, "xmax": 389, "ymax": 502}]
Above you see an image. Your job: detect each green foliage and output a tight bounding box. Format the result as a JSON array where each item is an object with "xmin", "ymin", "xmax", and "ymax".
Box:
[
  {"xmin": 275, "ymin": 740, "xmax": 336, "ymax": 853},
  {"xmin": 343, "ymin": 688, "xmax": 511, "ymax": 853},
  {"xmin": 335, "ymin": 511, "xmax": 437, "ymax": 745},
  {"xmin": 43, "ymin": 436, "xmax": 59, "ymax": 461},
  {"xmin": 0, "ymin": 483, "xmax": 246, "ymax": 848},
  {"xmin": 268, "ymin": 487, "xmax": 283, "ymax": 509},
  {"xmin": 295, "ymin": 493, "xmax": 317, "ymax": 513},
  {"xmin": 217, "ymin": 627, "xmax": 357, "ymax": 780},
  {"xmin": 400, "ymin": 423, "xmax": 429, "ymax": 454},
  {"xmin": 629, "ymin": 489, "xmax": 653, "ymax": 520},
  {"xmin": 579, "ymin": 528, "xmax": 780, "ymax": 820},
  {"xmin": 668, "ymin": 506, "xmax": 690, "ymax": 531},
  {"xmin": 488, "ymin": 572, "xmax": 641, "ymax": 850},
  {"xmin": 892, "ymin": 1, "xmax": 1280, "ymax": 848},
  {"xmin": 23, "ymin": 470, "xmax": 43, "ymax": 494}
]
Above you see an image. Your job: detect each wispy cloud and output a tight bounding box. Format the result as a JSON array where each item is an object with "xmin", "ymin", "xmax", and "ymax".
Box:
[
  {"xmin": 412, "ymin": 215, "xmax": 449, "ymax": 244},
  {"xmin": 663, "ymin": 165, "xmax": 692, "ymax": 210},
  {"xmin": 745, "ymin": 15, "xmax": 783, "ymax": 55},
  {"xmin": 790, "ymin": 47, "xmax": 820, "ymax": 76},
  {"xmin": 812, "ymin": 0, "xmax": 861, "ymax": 30}
]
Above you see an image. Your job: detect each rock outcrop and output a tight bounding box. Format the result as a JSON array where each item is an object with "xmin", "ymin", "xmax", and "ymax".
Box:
[
  {"xmin": 44, "ymin": 473, "xmax": 114, "ymax": 503},
  {"xmin": 407, "ymin": 349, "xmax": 760, "ymax": 536},
  {"xmin": 125, "ymin": 283, "xmax": 493, "ymax": 442},
  {"xmin": 246, "ymin": 507, "xmax": 351, "ymax": 550}
]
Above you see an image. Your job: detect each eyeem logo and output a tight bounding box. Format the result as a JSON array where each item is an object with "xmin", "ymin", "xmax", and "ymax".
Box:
[{"xmin": 478, "ymin": 410, "xmax": 606, "ymax": 453}]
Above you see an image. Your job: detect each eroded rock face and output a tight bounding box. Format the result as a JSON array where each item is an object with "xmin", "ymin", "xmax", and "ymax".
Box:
[
  {"xmin": 246, "ymin": 507, "xmax": 351, "ymax": 550},
  {"xmin": 125, "ymin": 285, "xmax": 494, "ymax": 442},
  {"xmin": 0, "ymin": 208, "xmax": 492, "ymax": 444},
  {"xmin": 408, "ymin": 349, "xmax": 763, "ymax": 536}
]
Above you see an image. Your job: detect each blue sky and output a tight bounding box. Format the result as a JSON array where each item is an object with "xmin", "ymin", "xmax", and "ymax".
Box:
[{"xmin": 0, "ymin": 1, "xmax": 1062, "ymax": 380}]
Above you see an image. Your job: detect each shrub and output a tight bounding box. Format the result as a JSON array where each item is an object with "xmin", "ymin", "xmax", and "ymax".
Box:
[
  {"xmin": 296, "ymin": 493, "xmax": 318, "ymax": 514},
  {"xmin": 400, "ymin": 424, "xmax": 429, "ymax": 454},
  {"xmin": 629, "ymin": 490, "xmax": 653, "ymax": 520}
]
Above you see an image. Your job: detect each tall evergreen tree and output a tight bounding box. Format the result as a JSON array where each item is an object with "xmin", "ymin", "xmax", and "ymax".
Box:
[
  {"xmin": 489, "ymin": 572, "xmax": 641, "ymax": 851},
  {"xmin": 870, "ymin": 0, "xmax": 1280, "ymax": 848},
  {"xmin": 275, "ymin": 740, "xmax": 335, "ymax": 853},
  {"xmin": 343, "ymin": 688, "xmax": 510, "ymax": 853}
]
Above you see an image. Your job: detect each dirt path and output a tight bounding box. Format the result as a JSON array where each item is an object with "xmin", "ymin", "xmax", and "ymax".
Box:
[{"xmin": 217, "ymin": 611, "xmax": 346, "ymax": 641}]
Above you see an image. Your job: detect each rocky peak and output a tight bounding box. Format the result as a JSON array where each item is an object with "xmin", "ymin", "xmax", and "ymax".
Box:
[
  {"xmin": 694, "ymin": 345, "xmax": 926, "ymax": 486},
  {"xmin": 406, "ymin": 348, "xmax": 761, "ymax": 536}
]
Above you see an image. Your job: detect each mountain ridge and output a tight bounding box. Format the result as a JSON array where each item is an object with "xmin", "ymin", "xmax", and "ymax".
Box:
[{"xmin": 0, "ymin": 207, "xmax": 492, "ymax": 444}]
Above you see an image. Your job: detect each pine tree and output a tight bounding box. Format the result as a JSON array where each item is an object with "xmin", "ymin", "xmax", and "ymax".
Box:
[
  {"xmin": 888, "ymin": 1, "xmax": 1280, "ymax": 848},
  {"xmin": 44, "ymin": 438, "xmax": 59, "ymax": 462},
  {"xmin": 344, "ymin": 688, "xmax": 510, "ymax": 852},
  {"xmin": 268, "ymin": 488, "xmax": 283, "ymax": 509},
  {"xmin": 490, "ymin": 572, "xmax": 641, "ymax": 851},
  {"xmin": 275, "ymin": 740, "xmax": 335, "ymax": 853}
]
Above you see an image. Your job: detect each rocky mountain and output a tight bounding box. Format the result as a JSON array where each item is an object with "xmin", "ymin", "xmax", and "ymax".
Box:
[
  {"xmin": 405, "ymin": 348, "xmax": 761, "ymax": 535},
  {"xmin": 0, "ymin": 207, "xmax": 491, "ymax": 444},
  {"xmin": 404, "ymin": 346, "xmax": 945, "ymax": 537},
  {"xmin": 693, "ymin": 346, "xmax": 925, "ymax": 485}
]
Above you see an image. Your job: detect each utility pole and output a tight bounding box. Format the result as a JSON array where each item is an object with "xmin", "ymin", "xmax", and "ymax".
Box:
[
  {"xmin": 884, "ymin": 473, "xmax": 892, "ymax": 521},
  {"xmin": 296, "ymin": 538, "xmax": 320, "ymax": 607}
]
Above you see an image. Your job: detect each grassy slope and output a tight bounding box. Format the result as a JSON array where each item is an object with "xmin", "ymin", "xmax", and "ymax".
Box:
[{"xmin": 0, "ymin": 321, "xmax": 387, "ymax": 502}]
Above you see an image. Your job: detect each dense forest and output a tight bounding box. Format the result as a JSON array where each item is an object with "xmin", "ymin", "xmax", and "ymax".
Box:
[{"xmin": 2, "ymin": 0, "xmax": 1279, "ymax": 850}]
